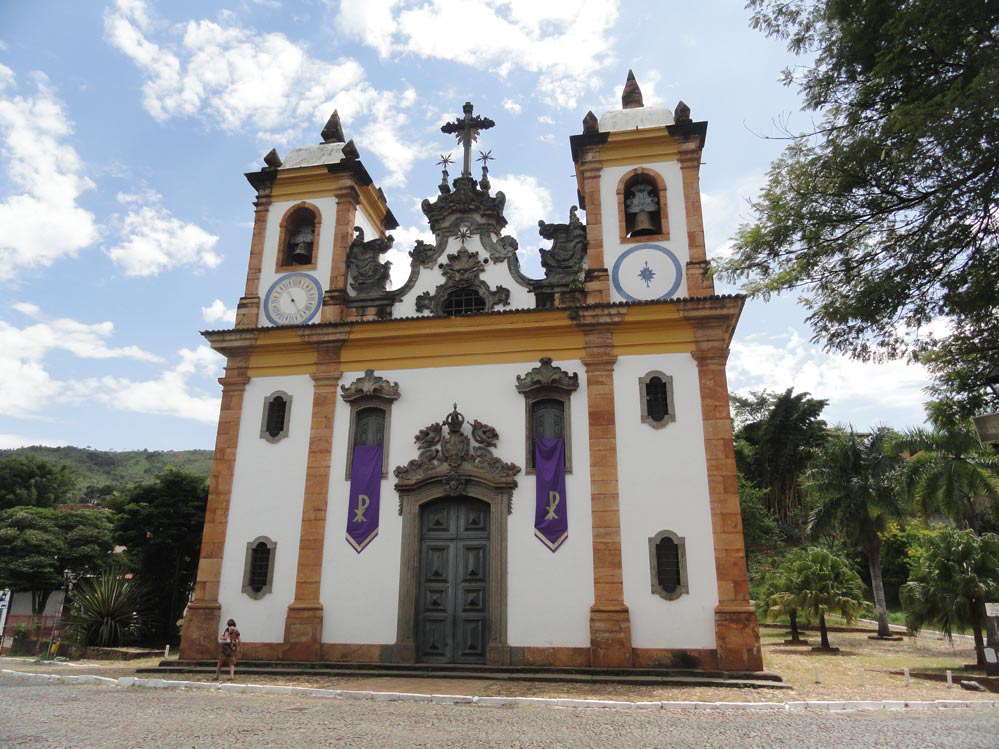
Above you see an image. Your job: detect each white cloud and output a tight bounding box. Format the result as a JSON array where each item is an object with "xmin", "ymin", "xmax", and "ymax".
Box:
[
  {"xmin": 0, "ymin": 69, "xmax": 100, "ymax": 282},
  {"xmin": 538, "ymin": 115, "xmax": 554, "ymax": 125},
  {"xmin": 105, "ymin": 191, "xmax": 220, "ymax": 276},
  {"xmin": 333, "ymin": 0, "xmax": 620, "ymax": 108},
  {"xmin": 86, "ymin": 346, "xmax": 222, "ymax": 423},
  {"xmin": 700, "ymin": 171, "xmax": 766, "ymax": 269},
  {"xmin": 502, "ymin": 98, "xmax": 522, "ymax": 115},
  {"xmin": 105, "ymin": 0, "xmax": 425, "ymax": 184},
  {"xmin": 12, "ymin": 301, "xmax": 41, "ymax": 317},
  {"xmin": 384, "ymin": 224, "xmax": 435, "ymax": 290},
  {"xmin": 728, "ymin": 328, "xmax": 931, "ymax": 418},
  {"xmin": 537, "ymin": 133, "xmax": 555, "ymax": 143},
  {"xmin": 201, "ymin": 299, "xmax": 236, "ymax": 324},
  {"xmin": 0, "ymin": 434, "xmax": 68, "ymax": 449},
  {"xmin": 490, "ymin": 173, "xmax": 553, "ymax": 246},
  {"xmin": 0, "ymin": 308, "xmax": 162, "ymax": 419}
]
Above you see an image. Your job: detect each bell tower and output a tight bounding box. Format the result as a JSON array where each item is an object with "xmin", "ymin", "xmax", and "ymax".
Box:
[{"xmin": 570, "ymin": 71, "xmax": 714, "ymax": 306}]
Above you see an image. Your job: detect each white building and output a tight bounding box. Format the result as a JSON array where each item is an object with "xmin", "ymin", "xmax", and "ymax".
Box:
[{"xmin": 180, "ymin": 74, "xmax": 762, "ymax": 671}]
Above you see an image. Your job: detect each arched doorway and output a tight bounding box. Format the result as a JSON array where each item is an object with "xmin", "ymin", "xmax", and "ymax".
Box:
[{"xmin": 417, "ymin": 497, "xmax": 490, "ymax": 663}]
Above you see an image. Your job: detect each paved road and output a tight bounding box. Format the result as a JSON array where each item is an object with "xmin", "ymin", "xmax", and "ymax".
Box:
[{"xmin": 2, "ymin": 677, "xmax": 998, "ymax": 748}]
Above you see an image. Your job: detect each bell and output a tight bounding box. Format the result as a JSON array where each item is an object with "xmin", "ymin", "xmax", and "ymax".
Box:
[
  {"xmin": 630, "ymin": 210, "xmax": 657, "ymax": 237},
  {"xmin": 290, "ymin": 245, "xmax": 312, "ymax": 265}
]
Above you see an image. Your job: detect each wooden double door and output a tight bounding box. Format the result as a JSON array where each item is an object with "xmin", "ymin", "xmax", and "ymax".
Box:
[{"xmin": 417, "ymin": 497, "xmax": 490, "ymax": 664}]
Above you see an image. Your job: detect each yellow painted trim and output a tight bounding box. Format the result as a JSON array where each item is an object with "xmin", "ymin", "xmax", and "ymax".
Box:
[
  {"xmin": 269, "ymin": 168, "xmax": 391, "ymax": 236},
  {"xmin": 599, "ymin": 129, "xmax": 680, "ymax": 168},
  {"xmin": 243, "ymin": 304, "xmax": 723, "ymax": 378}
]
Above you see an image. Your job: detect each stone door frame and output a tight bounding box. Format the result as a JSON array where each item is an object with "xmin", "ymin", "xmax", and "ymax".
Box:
[{"xmin": 393, "ymin": 475, "xmax": 511, "ymax": 666}]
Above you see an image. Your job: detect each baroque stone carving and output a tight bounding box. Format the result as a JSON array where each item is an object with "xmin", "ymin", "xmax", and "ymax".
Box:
[
  {"xmin": 394, "ymin": 405, "xmax": 520, "ymax": 495},
  {"xmin": 340, "ymin": 369, "xmax": 401, "ymax": 403},
  {"xmin": 414, "ymin": 248, "xmax": 511, "ymax": 315},
  {"xmin": 516, "ymin": 357, "xmax": 580, "ymax": 395},
  {"xmin": 538, "ymin": 206, "xmax": 587, "ymax": 285},
  {"xmin": 421, "ymin": 176, "xmax": 508, "ymax": 235},
  {"xmin": 347, "ymin": 226, "xmax": 393, "ymax": 296}
]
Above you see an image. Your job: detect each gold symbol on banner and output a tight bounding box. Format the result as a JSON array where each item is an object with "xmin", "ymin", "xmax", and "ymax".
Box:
[
  {"xmin": 353, "ymin": 494, "xmax": 370, "ymax": 523},
  {"xmin": 545, "ymin": 491, "xmax": 560, "ymax": 520}
]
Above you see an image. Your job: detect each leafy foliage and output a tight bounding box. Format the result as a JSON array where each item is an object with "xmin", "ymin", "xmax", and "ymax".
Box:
[
  {"xmin": 807, "ymin": 427, "xmax": 902, "ymax": 635},
  {"xmin": 65, "ymin": 564, "xmax": 149, "ymax": 647},
  {"xmin": 0, "ymin": 455, "xmax": 77, "ymax": 510},
  {"xmin": 735, "ymin": 388, "xmax": 829, "ymax": 532},
  {"xmin": 0, "ymin": 446, "xmax": 212, "ymax": 505},
  {"xmin": 739, "ymin": 474, "xmax": 783, "ymax": 562},
  {"xmin": 0, "ymin": 507, "xmax": 114, "ymax": 614},
  {"xmin": 719, "ymin": 0, "xmax": 999, "ymax": 413},
  {"xmin": 891, "ymin": 416, "xmax": 999, "ymax": 531},
  {"xmin": 113, "ymin": 470, "xmax": 208, "ymax": 642},
  {"xmin": 901, "ymin": 529, "xmax": 999, "ymax": 664}
]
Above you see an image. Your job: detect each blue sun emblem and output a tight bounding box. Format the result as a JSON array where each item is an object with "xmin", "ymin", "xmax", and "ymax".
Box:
[{"xmin": 638, "ymin": 260, "xmax": 656, "ymax": 288}]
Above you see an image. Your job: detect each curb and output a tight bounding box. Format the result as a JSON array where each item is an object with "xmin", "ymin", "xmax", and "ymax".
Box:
[{"xmin": 3, "ymin": 669, "xmax": 998, "ymax": 712}]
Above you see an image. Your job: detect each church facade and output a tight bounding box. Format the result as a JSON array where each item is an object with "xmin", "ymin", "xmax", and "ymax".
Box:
[{"xmin": 179, "ymin": 73, "xmax": 763, "ymax": 672}]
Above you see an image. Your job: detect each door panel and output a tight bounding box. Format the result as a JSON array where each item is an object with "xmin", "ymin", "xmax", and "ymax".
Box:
[{"xmin": 417, "ymin": 497, "xmax": 490, "ymax": 664}]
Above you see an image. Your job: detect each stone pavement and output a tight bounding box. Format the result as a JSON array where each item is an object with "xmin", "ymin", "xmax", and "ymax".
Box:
[{"xmin": 3, "ymin": 673, "xmax": 999, "ymax": 748}]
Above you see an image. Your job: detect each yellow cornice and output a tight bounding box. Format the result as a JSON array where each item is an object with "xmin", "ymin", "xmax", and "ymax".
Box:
[{"xmin": 599, "ymin": 129, "xmax": 681, "ymax": 168}]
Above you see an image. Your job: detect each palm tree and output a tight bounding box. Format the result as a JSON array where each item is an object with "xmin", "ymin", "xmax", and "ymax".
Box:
[
  {"xmin": 892, "ymin": 415, "xmax": 999, "ymax": 532},
  {"xmin": 808, "ymin": 427, "xmax": 902, "ymax": 637},
  {"xmin": 759, "ymin": 549, "xmax": 808, "ymax": 644},
  {"xmin": 779, "ymin": 547, "xmax": 869, "ymax": 650},
  {"xmin": 901, "ymin": 529, "xmax": 999, "ymax": 666}
]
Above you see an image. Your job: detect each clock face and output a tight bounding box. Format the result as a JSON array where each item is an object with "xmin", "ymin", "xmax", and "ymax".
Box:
[
  {"xmin": 611, "ymin": 244, "xmax": 683, "ymax": 302},
  {"xmin": 263, "ymin": 273, "xmax": 322, "ymax": 326}
]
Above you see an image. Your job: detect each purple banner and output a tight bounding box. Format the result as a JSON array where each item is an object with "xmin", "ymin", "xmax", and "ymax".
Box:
[
  {"xmin": 534, "ymin": 437, "xmax": 568, "ymax": 552},
  {"xmin": 345, "ymin": 444, "xmax": 383, "ymax": 553}
]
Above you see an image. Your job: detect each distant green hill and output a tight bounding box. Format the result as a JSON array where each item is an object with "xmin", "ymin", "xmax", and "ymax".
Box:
[{"xmin": 0, "ymin": 446, "xmax": 213, "ymax": 503}]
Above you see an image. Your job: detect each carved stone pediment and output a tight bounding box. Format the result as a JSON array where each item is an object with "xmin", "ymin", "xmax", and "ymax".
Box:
[
  {"xmin": 516, "ymin": 357, "xmax": 580, "ymax": 395},
  {"xmin": 538, "ymin": 206, "xmax": 587, "ymax": 286},
  {"xmin": 421, "ymin": 176, "xmax": 508, "ymax": 234},
  {"xmin": 347, "ymin": 226, "xmax": 394, "ymax": 297},
  {"xmin": 340, "ymin": 369, "xmax": 401, "ymax": 403},
  {"xmin": 415, "ymin": 248, "xmax": 511, "ymax": 315},
  {"xmin": 394, "ymin": 406, "xmax": 520, "ymax": 496}
]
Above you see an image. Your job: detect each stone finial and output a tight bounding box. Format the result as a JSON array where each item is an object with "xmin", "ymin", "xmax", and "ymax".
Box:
[
  {"xmin": 582, "ymin": 110, "xmax": 598, "ymax": 134},
  {"xmin": 674, "ymin": 100, "xmax": 691, "ymax": 123},
  {"xmin": 341, "ymin": 139, "xmax": 359, "ymax": 160},
  {"xmin": 321, "ymin": 110, "xmax": 345, "ymax": 143},
  {"xmin": 622, "ymin": 70, "xmax": 644, "ymax": 109},
  {"xmin": 263, "ymin": 148, "xmax": 282, "ymax": 169}
]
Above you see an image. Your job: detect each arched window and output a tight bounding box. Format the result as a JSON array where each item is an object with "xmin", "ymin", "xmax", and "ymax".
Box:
[
  {"xmin": 260, "ymin": 391, "xmax": 292, "ymax": 442},
  {"xmin": 242, "ymin": 536, "xmax": 276, "ymax": 599},
  {"xmin": 639, "ymin": 371, "xmax": 675, "ymax": 428},
  {"xmin": 516, "ymin": 358, "xmax": 578, "ymax": 473},
  {"xmin": 441, "ymin": 288, "xmax": 486, "ymax": 316},
  {"xmin": 275, "ymin": 202, "xmax": 322, "ymax": 271},
  {"xmin": 648, "ymin": 530, "xmax": 688, "ymax": 601},
  {"xmin": 616, "ymin": 168, "xmax": 670, "ymax": 244},
  {"xmin": 341, "ymin": 370, "xmax": 401, "ymax": 480}
]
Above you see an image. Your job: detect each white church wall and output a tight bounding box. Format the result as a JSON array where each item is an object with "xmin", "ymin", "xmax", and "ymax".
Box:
[
  {"xmin": 613, "ymin": 353, "xmax": 719, "ymax": 650},
  {"xmin": 217, "ymin": 375, "xmax": 314, "ymax": 642},
  {"xmin": 319, "ymin": 360, "xmax": 592, "ymax": 648},
  {"xmin": 599, "ymin": 160, "xmax": 689, "ymax": 304},
  {"xmin": 257, "ymin": 196, "xmax": 337, "ymax": 328}
]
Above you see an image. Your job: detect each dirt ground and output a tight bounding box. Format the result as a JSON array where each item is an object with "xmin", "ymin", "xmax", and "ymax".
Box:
[{"xmin": 2, "ymin": 626, "xmax": 994, "ymax": 703}]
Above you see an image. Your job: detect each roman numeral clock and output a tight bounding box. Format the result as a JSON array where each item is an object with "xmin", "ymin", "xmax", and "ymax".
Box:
[{"xmin": 264, "ymin": 272, "xmax": 322, "ymax": 326}]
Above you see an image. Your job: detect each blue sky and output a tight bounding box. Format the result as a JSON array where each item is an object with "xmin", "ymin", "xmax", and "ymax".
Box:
[{"xmin": 0, "ymin": 0, "xmax": 932, "ymax": 451}]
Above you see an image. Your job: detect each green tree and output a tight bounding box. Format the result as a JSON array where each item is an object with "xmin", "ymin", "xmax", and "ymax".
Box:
[
  {"xmin": 808, "ymin": 427, "xmax": 902, "ymax": 637},
  {"xmin": 892, "ymin": 416, "xmax": 999, "ymax": 532},
  {"xmin": 736, "ymin": 388, "xmax": 829, "ymax": 533},
  {"xmin": 0, "ymin": 455, "xmax": 77, "ymax": 510},
  {"xmin": 0, "ymin": 507, "xmax": 114, "ymax": 615},
  {"xmin": 758, "ymin": 548, "xmax": 809, "ymax": 644},
  {"xmin": 113, "ymin": 470, "xmax": 208, "ymax": 642},
  {"xmin": 739, "ymin": 475, "xmax": 784, "ymax": 563},
  {"xmin": 901, "ymin": 529, "xmax": 999, "ymax": 665},
  {"xmin": 787, "ymin": 547, "xmax": 869, "ymax": 650},
  {"xmin": 65, "ymin": 564, "xmax": 149, "ymax": 647},
  {"xmin": 718, "ymin": 1, "xmax": 999, "ymax": 413}
]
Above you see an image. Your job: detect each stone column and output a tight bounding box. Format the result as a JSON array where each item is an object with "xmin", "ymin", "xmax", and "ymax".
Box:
[
  {"xmin": 180, "ymin": 334, "xmax": 257, "ymax": 660},
  {"xmin": 691, "ymin": 341, "xmax": 762, "ymax": 671},
  {"xmin": 577, "ymin": 309, "xmax": 632, "ymax": 667},
  {"xmin": 677, "ymin": 142, "xmax": 715, "ymax": 298},
  {"xmin": 235, "ymin": 182, "xmax": 274, "ymax": 328},
  {"xmin": 281, "ymin": 332, "xmax": 348, "ymax": 660},
  {"xmin": 579, "ymin": 146, "xmax": 611, "ymax": 305},
  {"xmin": 322, "ymin": 186, "xmax": 359, "ymax": 323}
]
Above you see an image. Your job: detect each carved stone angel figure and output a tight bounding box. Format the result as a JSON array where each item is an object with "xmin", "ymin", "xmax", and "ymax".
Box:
[
  {"xmin": 538, "ymin": 206, "xmax": 587, "ymax": 284},
  {"xmin": 347, "ymin": 226, "xmax": 394, "ymax": 295}
]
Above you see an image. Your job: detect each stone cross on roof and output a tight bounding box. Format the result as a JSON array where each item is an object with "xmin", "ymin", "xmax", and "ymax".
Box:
[{"xmin": 440, "ymin": 102, "xmax": 495, "ymax": 178}]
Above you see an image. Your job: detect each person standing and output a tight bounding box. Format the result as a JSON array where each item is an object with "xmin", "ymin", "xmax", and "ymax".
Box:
[{"xmin": 215, "ymin": 618, "xmax": 241, "ymax": 681}]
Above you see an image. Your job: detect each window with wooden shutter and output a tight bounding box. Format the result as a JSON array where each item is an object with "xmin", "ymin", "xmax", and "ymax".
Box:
[
  {"xmin": 260, "ymin": 391, "xmax": 292, "ymax": 443},
  {"xmin": 639, "ymin": 371, "xmax": 675, "ymax": 428},
  {"xmin": 648, "ymin": 530, "xmax": 688, "ymax": 600},
  {"xmin": 242, "ymin": 536, "xmax": 276, "ymax": 599}
]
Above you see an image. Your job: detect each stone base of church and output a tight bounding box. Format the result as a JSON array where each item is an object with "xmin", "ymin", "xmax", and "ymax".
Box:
[
  {"xmin": 178, "ymin": 601, "xmax": 221, "ymax": 661},
  {"xmin": 280, "ymin": 602, "xmax": 324, "ymax": 661},
  {"xmin": 588, "ymin": 606, "xmax": 634, "ymax": 668},
  {"xmin": 714, "ymin": 605, "xmax": 764, "ymax": 671}
]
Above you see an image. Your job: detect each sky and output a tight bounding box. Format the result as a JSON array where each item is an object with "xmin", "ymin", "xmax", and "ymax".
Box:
[{"xmin": 0, "ymin": 0, "xmax": 933, "ymax": 452}]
